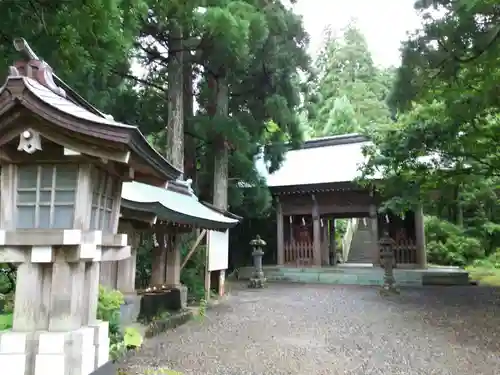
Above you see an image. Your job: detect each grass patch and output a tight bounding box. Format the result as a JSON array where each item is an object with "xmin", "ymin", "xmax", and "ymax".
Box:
[
  {"xmin": 0, "ymin": 313, "xmax": 12, "ymax": 330},
  {"xmin": 466, "ymin": 266, "xmax": 500, "ymax": 286}
]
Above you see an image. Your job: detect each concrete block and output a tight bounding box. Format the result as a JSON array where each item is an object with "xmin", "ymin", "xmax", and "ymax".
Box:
[
  {"xmin": 0, "ymin": 354, "xmax": 27, "ymax": 375},
  {"xmin": 79, "ymin": 244, "xmax": 98, "ymax": 261},
  {"xmin": 63, "ymin": 229, "xmax": 82, "ymax": 245},
  {"xmin": 31, "ymin": 246, "xmax": 54, "ymax": 263},
  {"xmin": 0, "ymin": 331, "xmax": 28, "ymax": 353},
  {"xmin": 96, "ymin": 336, "xmax": 109, "ymax": 367},
  {"xmin": 0, "ymin": 230, "xmax": 5, "ymax": 245},
  {"xmin": 72, "ymin": 327, "xmax": 97, "ymax": 375},
  {"xmin": 34, "ymin": 354, "xmax": 65, "ymax": 375},
  {"xmin": 38, "ymin": 332, "xmax": 66, "ymax": 354}
]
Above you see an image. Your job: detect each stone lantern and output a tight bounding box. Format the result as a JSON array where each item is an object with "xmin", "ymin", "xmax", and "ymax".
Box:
[
  {"xmin": 248, "ymin": 235, "xmax": 266, "ymax": 288},
  {"xmin": 379, "ymin": 230, "xmax": 399, "ymax": 294},
  {"xmin": 0, "ymin": 39, "xmax": 180, "ymax": 375}
]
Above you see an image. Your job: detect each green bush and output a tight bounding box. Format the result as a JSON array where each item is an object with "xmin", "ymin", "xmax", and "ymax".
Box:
[
  {"xmin": 0, "ymin": 312, "xmax": 12, "ymax": 330},
  {"xmin": 180, "ymin": 240, "xmax": 206, "ymax": 303},
  {"xmin": 98, "ymin": 286, "xmax": 124, "ymax": 346},
  {"xmin": 425, "ymin": 216, "xmax": 484, "ymax": 267}
]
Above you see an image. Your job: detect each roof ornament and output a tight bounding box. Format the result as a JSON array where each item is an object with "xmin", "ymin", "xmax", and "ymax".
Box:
[
  {"xmin": 12, "ymin": 38, "xmax": 66, "ymax": 98},
  {"xmin": 18, "ymin": 128, "xmax": 42, "ymax": 154},
  {"xmin": 176, "ymin": 178, "xmax": 194, "ymax": 194},
  {"xmin": 8, "ymin": 66, "xmax": 20, "ymax": 77}
]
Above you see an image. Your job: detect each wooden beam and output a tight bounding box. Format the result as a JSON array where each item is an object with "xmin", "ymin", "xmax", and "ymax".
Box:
[{"xmin": 180, "ymin": 229, "xmax": 207, "ymax": 270}]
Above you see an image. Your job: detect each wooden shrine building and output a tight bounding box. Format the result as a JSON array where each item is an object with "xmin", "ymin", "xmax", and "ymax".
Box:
[
  {"xmin": 0, "ymin": 38, "xmax": 241, "ymax": 375},
  {"xmin": 256, "ymin": 134, "xmax": 427, "ymax": 268}
]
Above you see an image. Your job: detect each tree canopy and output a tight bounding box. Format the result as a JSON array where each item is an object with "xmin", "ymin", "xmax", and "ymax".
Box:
[
  {"xmin": 362, "ymin": 0, "xmax": 500, "ymax": 262},
  {"xmin": 306, "ymin": 23, "xmax": 393, "ymax": 137}
]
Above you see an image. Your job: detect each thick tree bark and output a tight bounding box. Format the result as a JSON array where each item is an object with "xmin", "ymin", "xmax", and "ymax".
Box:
[
  {"xmin": 150, "ymin": 23, "xmax": 184, "ymax": 287},
  {"xmin": 212, "ymin": 77, "xmax": 229, "ymax": 210},
  {"xmin": 183, "ymin": 50, "xmax": 196, "ymax": 184},
  {"xmin": 209, "ymin": 74, "xmax": 229, "ymax": 296},
  {"xmin": 166, "ymin": 23, "xmax": 184, "ymax": 174}
]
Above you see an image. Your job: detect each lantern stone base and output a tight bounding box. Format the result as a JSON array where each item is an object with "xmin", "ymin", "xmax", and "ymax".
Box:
[
  {"xmin": 380, "ymin": 284, "xmax": 400, "ymax": 295},
  {"xmin": 248, "ymin": 276, "xmax": 267, "ymax": 288},
  {"xmin": 0, "ymin": 321, "xmax": 109, "ymax": 375}
]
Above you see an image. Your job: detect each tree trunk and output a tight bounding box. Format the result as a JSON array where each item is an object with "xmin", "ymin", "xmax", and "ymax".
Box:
[
  {"xmin": 209, "ymin": 74, "xmax": 229, "ymax": 296},
  {"xmin": 166, "ymin": 23, "xmax": 184, "ymax": 173},
  {"xmin": 183, "ymin": 50, "xmax": 196, "ymax": 184},
  {"xmin": 150, "ymin": 23, "xmax": 184, "ymax": 287},
  {"xmin": 212, "ymin": 76, "xmax": 229, "ymax": 210}
]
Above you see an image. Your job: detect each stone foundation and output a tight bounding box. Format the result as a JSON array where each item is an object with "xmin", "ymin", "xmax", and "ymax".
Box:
[{"xmin": 0, "ymin": 321, "xmax": 109, "ymax": 375}]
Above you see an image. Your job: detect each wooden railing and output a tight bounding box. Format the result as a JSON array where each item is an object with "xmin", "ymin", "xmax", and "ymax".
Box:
[
  {"xmin": 379, "ymin": 239, "xmax": 417, "ymax": 266},
  {"xmin": 284, "ymin": 241, "xmax": 314, "ymax": 266},
  {"xmin": 393, "ymin": 239, "xmax": 417, "ymax": 264}
]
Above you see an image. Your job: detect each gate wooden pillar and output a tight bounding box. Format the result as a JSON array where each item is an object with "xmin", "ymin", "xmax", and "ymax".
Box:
[
  {"xmin": 414, "ymin": 204, "xmax": 427, "ymax": 268},
  {"xmin": 312, "ymin": 195, "xmax": 321, "ymax": 266},
  {"xmin": 276, "ymin": 197, "xmax": 284, "ymax": 265},
  {"xmin": 370, "ymin": 204, "xmax": 380, "ymax": 266}
]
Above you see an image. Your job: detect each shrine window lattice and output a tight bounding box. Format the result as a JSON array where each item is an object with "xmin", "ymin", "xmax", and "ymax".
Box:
[{"xmin": 16, "ymin": 164, "xmax": 77, "ymax": 229}]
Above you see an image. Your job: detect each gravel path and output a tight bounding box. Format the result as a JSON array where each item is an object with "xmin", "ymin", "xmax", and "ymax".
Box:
[{"xmin": 121, "ymin": 284, "xmax": 500, "ymax": 375}]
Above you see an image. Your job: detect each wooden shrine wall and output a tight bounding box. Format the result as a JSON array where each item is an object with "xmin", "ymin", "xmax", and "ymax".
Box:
[{"xmin": 279, "ymin": 190, "xmax": 375, "ymax": 217}]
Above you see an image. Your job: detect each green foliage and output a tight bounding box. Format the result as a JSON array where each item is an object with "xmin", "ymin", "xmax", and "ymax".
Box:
[
  {"xmin": 359, "ymin": 0, "xmax": 500, "ymax": 268},
  {"xmin": 0, "ymin": 313, "xmax": 12, "ymax": 331},
  {"xmin": 123, "ymin": 327, "xmax": 143, "ymax": 348},
  {"xmin": 425, "ymin": 216, "xmax": 483, "ymax": 267},
  {"xmin": 306, "ymin": 23, "xmax": 394, "ymax": 137},
  {"xmin": 179, "ymin": 235, "xmax": 206, "ymax": 303},
  {"xmin": 0, "ymin": 0, "xmax": 147, "ymax": 110},
  {"xmin": 97, "ymin": 286, "xmax": 124, "ymax": 347},
  {"xmin": 136, "ymin": 236, "xmax": 154, "ymax": 289},
  {"xmin": 466, "ymin": 250, "xmax": 500, "ymax": 286},
  {"xmin": 0, "ymin": 264, "xmax": 15, "ymax": 295}
]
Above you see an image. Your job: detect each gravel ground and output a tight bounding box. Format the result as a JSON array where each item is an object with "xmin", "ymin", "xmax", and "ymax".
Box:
[{"xmin": 120, "ymin": 283, "xmax": 500, "ymax": 375}]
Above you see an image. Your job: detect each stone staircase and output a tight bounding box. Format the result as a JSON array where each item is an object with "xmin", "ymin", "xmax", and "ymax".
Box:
[{"xmin": 346, "ymin": 218, "xmax": 374, "ymax": 263}]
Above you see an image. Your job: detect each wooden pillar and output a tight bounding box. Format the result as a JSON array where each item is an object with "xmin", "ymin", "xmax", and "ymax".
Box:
[
  {"xmin": 312, "ymin": 195, "xmax": 321, "ymax": 266},
  {"xmin": 116, "ymin": 226, "xmax": 138, "ymax": 294},
  {"xmin": 321, "ymin": 219, "xmax": 329, "ymax": 265},
  {"xmin": 370, "ymin": 204, "xmax": 380, "ymax": 266},
  {"xmin": 276, "ymin": 197, "xmax": 284, "ymax": 265},
  {"xmin": 414, "ymin": 204, "xmax": 427, "ymax": 268},
  {"xmin": 330, "ymin": 219, "xmax": 336, "ymax": 264}
]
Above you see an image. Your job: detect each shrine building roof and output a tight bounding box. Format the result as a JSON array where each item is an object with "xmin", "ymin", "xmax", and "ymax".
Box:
[
  {"xmin": 0, "ymin": 38, "xmax": 181, "ymax": 186},
  {"xmin": 121, "ymin": 180, "xmax": 241, "ymax": 231},
  {"xmin": 256, "ymin": 133, "xmax": 377, "ymax": 191}
]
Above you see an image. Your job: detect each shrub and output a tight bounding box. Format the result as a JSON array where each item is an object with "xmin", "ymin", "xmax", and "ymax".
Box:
[
  {"xmin": 97, "ymin": 286, "xmax": 124, "ymax": 346},
  {"xmin": 0, "ymin": 312, "xmax": 12, "ymax": 330},
  {"xmin": 425, "ymin": 216, "xmax": 484, "ymax": 267}
]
